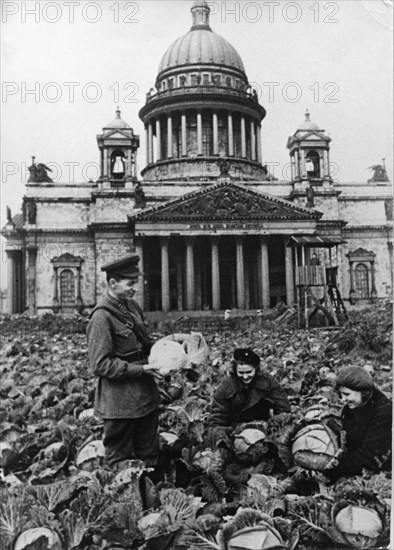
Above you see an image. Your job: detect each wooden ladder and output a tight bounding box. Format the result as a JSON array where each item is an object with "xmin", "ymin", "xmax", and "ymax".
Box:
[{"xmin": 327, "ymin": 285, "xmax": 349, "ymax": 320}]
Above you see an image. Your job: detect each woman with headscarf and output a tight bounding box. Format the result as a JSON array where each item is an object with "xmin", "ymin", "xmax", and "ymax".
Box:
[{"xmin": 325, "ymin": 365, "xmax": 392, "ymax": 481}]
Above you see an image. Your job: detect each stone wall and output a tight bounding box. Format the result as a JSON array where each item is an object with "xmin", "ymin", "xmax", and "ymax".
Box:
[{"xmin": 37, "ymin": 202, "xmax": 90, "ymax": 230}]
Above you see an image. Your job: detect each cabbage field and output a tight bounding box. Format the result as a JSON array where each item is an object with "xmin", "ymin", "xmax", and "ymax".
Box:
[{"xmin": 0, "ymin": 300, "xmax": 392, "ymax": 550}]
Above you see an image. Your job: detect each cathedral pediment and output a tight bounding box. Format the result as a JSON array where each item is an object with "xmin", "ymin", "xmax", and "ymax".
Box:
[
  {"xmin": 131, "ymin": 182, "xmax": 321, "ymax": 222},
  {"xmin": 104, "ymin": 130, "xmax": 130, "ymax": 139},
  {"xmin": 303, "ymin": 132, "xmax": 325, "ymax": 140}
]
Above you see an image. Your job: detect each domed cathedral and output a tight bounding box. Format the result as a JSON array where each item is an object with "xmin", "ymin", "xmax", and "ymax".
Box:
[
  {"xmin": 2, "ymin": 1, "xmax": 392, "ymax": 317},
  {"xmin": 140, "ymin": 0, "xmax": 266, "ymax": 183}
]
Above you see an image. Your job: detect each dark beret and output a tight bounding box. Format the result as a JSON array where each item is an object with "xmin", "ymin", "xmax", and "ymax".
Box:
[
  {"xmin": 336, "ymin": 366, "xmax": 374, "ymax": 391},
  {"xmin": 234, "ymin": 348, "xmax": 260, "ymax": 367},
  {"xmin": 101, "ymin": 253, "xmax": 142, "ymax": 278}
]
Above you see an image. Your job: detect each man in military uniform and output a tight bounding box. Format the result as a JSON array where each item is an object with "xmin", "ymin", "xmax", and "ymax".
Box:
[{"xmin": 87, "ymin": 254, "xmax": 161, "ymax": 467}]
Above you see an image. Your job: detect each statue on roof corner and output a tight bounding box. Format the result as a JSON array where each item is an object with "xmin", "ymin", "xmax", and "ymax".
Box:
[
  {"xmin": 368, "ymin": 163, "xmax": 390, "ymax": 183},
  {"xmin": 134, "ymin": 182, "xmax": 146, "ymax": 208},
  {"xmin": 6, "ymin": 206, "xmax": 12, "ymax": 224},
  {"xmin": 28, "ymin": 158, "xmax": 54, "ymax": 183}
]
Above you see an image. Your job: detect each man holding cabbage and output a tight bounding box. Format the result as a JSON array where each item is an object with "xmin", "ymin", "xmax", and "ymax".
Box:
[{"xmin": 87, "ymin": 254, "xmax": 162, "ymax": 468}]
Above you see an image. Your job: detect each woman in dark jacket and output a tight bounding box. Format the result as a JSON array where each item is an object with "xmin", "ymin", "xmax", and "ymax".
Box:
[
  {"xmin": 325, "ymin": 365, "xmax": 392, "ymax": 481},
  {"xmin": 209, "ymin": 348, "xmax": 291, "ymax": 428}
]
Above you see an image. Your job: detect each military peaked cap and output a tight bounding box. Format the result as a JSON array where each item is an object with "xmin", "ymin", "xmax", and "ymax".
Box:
[
  {"xmin": 234, "ymin": 348, "xmax": 260, "ymax": 367},
  {"xmin": 101, "ymin": 253, "xmax": 143, "ymax": 278}
]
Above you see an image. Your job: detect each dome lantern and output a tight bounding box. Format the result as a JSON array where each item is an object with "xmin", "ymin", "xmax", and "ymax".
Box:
[{"xmin": 191, "ymin": 0, "xmax": 211, "ymax": 30}]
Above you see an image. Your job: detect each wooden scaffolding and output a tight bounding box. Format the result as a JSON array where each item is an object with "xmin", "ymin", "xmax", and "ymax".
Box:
[{"xmin": 287, "ymin": 236, "xmax": 348, "ymax": 328}]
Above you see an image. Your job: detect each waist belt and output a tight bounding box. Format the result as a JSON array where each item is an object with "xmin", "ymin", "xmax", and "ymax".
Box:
[{"xmin": 119, "ymin": 350, "xmax": 145, "ymax": 362}]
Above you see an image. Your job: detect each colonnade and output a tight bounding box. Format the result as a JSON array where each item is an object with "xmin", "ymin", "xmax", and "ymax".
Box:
[
  {"xmin": 145, "ymin": 111, "xmax": 263, "ymax": 165},
  {"xmin": 135, "ymin": 235, "xmax": 295, "ymax": 312}
]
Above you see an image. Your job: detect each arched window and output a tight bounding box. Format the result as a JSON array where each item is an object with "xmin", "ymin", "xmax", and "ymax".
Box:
[
  {"xmin": 306, "ymin": 150, "xmax": 321, "ymax": 178},
  {"xmin": 51, "ymin": 253, "xmax": 84, "ymax": 314},
  {"xmin": 110, "ymin": 150, "xmax": 125, "ymax": 180},
  {"xmin": 60, "ymin": 269, "xmax": 75, "ymax": 311},
  {"xmin": 355, "ymin": 263, "xmax": 369, "ymax": 298}
]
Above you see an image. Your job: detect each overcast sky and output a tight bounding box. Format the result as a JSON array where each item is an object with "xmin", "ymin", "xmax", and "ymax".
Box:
[{"xmin": 1, "ymin": 0, "xmax": 393, "ymax": 276}]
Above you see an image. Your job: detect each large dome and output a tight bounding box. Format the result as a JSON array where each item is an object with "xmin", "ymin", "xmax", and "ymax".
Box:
[
  {"xmin": 158, "ymin": 29, "xmax": 245, "ymax": 75},
  {"xmin": 157, "ymin": 1, "xmax": 246, "ymax": 78}
]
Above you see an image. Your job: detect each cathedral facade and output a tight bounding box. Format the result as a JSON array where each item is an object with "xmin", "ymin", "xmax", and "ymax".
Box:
[{"xmin": 2, "ymin": 1, "xmax": 392, "ymax": 316}]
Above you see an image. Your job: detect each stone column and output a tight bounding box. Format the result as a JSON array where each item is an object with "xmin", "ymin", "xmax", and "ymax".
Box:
[
  {"xmin": 197, "ymin": 112, "xmax": 203, "ymax": 155},
  {"xmin": 326, "ymin": 149, "xmax": 331, "ymax": 178},
  {"xmin": 297, "ymin": 150, "xmax": 301, "ymax": 179},
  {"xmin": 300, "ymin": 149, "xmax": 307, "ymax": 178},
  {"xmin": 186, "ymin": 237, "xmax": 195, "ymax": 310},
  {"xmin": 349, "ymin": 261, "xmax": 354, "ymax": 292},
  {"xmin": 100, "ymin": 149, "xmax": 104, "ymax": 179},
  {"xmin": 133, "ymin": 149, "xmax": 138, "ymax": 179},
  {"xmin": 134, "ymin": 238, "xmax": 145, "ymax": 310},
  {"xmin": 349, "ymin": 260, "xmax": 356, "ymax": 303},
  {"xmin": 228, "ymin": 113, "xmax": 234, "ymax": 156},
  {"xmin": 290, "ymin": 154, "xmax": 295, "ymax": 182},
  {"xmin": 285, "ymin": 245, "xmax": 295, "ymax": 306},
  {"xmin": 176, "ymin": 257, "xmax": 183, "ymax": 310},
  {"xmin": 181, "ymin": 113, "xmax": 187, "ymax": 156},
  {"xmin": 27, "ymin": 248, "xmax": 37, "ymax": 315},
  {"xmin": 213, "ymin": 112, "xmax": 219, "ymax": 155},
  {"xmin": 148, "ymin": 122, "xmax": 154, "ymax": 164},
  {"xmin": 211, "ymin": 237, "xmax": 220, "ymax": 310},
  {"xmin": 156, "ymin": 119, "xmax": 162, "ymax": 161},
  {"xmin": 127, "ymin": 149, "xmax": 133, "ymax": 178},
  {"xmin": 52, "ymin": 266, "xmax": 59, "ymax": 314},
  {"xmin": 145, "ymin": 126, "xmax": 149, "ymax": 166},
  {"xmin": 103, "ymin": 149, "xmax": 108, "ymax": 179},
  {"xmin": 250, "ymin": 120, "xmax": 256, "ymax": 161},
  {"xmin": 256, "ymin": 124, "xmax": 262, "ymax": 163},
  {"xmin": 236, "ymin": 237, "xmax": 245, "ymax": 309},
  {"xmin": 167, "ymin": 115, "xmax": 173, "ymax": 159},
  {"xmin": 260, "ymin": 237, "xmax": 270, "ymax": 309},
  {"xmin": 76, "ymin": 267, "xmax": 82, "ymax": 312},
  {"xmin": 6, "ymin": 250, "xmax": 16, "ymax": 314},
  {"xmin": 371, "ymin": 261, "xmax": 377, "ymax": 296},
  {"xmin": 161, "ymin": 237, "xmax": 170, "ymax": 312},
  {"xmin": 241, "ymin": 116, "xmax": 246, "ymax": 158}
]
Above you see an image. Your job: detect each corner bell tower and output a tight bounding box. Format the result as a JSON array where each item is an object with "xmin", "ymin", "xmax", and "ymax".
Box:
[
  {"xmin": 287, "ymin": 111, "xmax": 333, "ymax": 189},
  {"xmin": 96, "ymin": 108, "xmax": 140, "ymax": 186}
]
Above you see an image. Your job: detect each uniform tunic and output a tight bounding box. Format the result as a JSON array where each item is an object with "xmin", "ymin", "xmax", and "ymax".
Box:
[{"xmin": 87, "ymin": 292, "xmax": 161, "ymax": 420}]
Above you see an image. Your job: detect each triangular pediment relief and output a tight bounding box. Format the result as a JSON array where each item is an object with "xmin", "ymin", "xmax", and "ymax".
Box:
[
  {"xmin": 105, "ymin": 130, "xmax": 130, "ymax": 139},
  {"xmin": 304, "ymin": 132, "xmax": 324, "ymax": 140},
  {"xmin": 295, "ymin": 130, "xmax": 329, "ymax": 141},
  {"xmin": 131, "ymin": 183, "xmax": 321, "ymax": 222}
]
